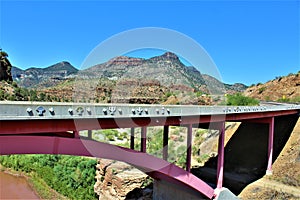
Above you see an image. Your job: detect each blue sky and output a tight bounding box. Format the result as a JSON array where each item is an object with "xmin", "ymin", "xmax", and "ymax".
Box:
[{"xmin": 0, "ymin": 0, "xmax": 299, "ymax": 85}]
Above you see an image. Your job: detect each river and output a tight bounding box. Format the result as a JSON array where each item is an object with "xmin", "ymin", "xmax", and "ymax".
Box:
[{"xmin": 0, "ymin": 171, "xmax": 40, "ymax": 199}]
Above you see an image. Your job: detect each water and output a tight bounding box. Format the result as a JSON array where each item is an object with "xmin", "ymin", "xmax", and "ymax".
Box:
[{"xmin": 0, "ymin": 171, "xmax": 40, "ymax": 199}]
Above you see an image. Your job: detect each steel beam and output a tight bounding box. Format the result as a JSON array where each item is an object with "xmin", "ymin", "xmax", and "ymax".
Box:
[
  {"xmin": 266, "ymin": 117, "xmax": 274, "ymax": 175},
  {"xmin": 73, "ymin": 130, "xmax": 80, "ymax": 138},
  {"xmin": 186, "ymin": 124, "xmax": 192, "ymax": 172},
  {"xmin": 216, "ymin": 122, "xmax": 225, "ymax": 189},
  {"xmin": 87, "ymin": 130, "xmax": 92, "ymax": 139},
  {"xmin": 0, "ymin": 110, "xmax": 298, "ymax": 135},
  {"xmin": 141, "ymin": 127, "xmax": 147, "ymax": 153},
  {"xmin": 130, "ymin": 127, "xmax": 135, "ymax": 150},
  {"xmin": 163, "ymin": 125, "xmax": 169, "ymax": 161}
]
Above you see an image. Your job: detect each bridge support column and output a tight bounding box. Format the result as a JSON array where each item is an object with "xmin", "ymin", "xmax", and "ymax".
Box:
[
  {"xmin": 163, "ymin": 125, "xmax": 169, "ymax": 161},
  {"xmin": 186, "ymin": 124, "xmax": 192, "ymax": 172},
  {"xmin": 266, "ymin": 117, "xmax": 274, "ymax": 175},
  {"xmin": 73, "ymin": 130, "xmax": 80, "ymax": 138},
  {"xmin": 130, "ymin": 127, "xmax": 135, "ymax": 150},
  {"xmin": 216, "ymin": 122, "xmax": 225, "ymax": 189},
  {"xmin": 87, "ymin": 130, "xmax": 92, "ymax": 139},
  {"xmin": 141, "ymin": 127, "xmax": 147, "ymax": 153}
]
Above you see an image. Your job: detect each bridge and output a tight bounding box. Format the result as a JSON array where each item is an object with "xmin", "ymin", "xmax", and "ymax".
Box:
[{"xmin": 0, "ymin": 101, "xmax": 299, "ymax": 199}]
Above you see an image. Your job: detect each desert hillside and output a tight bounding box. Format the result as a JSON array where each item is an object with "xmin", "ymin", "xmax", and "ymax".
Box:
[{"xmin": 244, "ymin": 72, "xmax": 300, "ymax": 102}]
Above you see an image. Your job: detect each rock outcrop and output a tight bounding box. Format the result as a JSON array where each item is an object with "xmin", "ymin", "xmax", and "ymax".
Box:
[
  {"xmin": 0, "ymin": 51, "xmax": 13, "ymax": 82},
  {"xmin": 94, "ymin": 159, "xmax": 152, "ymax": 200}
]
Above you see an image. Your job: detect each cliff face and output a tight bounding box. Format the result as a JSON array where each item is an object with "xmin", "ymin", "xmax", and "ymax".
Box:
[
  {"xmin": 94, "ymin": 159, "xmax": 152, "ymax": 200},
  {"xmin": 0, "ymin": 51, "xmax": 13, "ymax": 82}
]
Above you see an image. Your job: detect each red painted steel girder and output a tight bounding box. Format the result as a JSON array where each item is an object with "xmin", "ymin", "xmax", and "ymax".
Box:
[
  {"xmin": 0, "ymin": 109, "xmax": 298, "ymax": 134},
  {"xmin": 225, "ymin": 109, "xmax": 298, "ymax": 122}
]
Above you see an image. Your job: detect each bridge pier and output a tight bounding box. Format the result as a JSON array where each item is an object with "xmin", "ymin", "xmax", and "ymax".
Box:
[
  {"xmin": 163, "ymin": 125, "xmax": 169, "ymax": 161},
  {"xmin": 73, "ymin": 130, "xmax": 80, "ymax": 138},
  {"xmin": 216, "ymin": 122, "xmax": 225, "ymax": 189},
  {"xmin": 130, "ymin": 127, "xmax": 135, "ymax": 150},
  {"xmin": 141, "ymin": 126, "xmax": 147, "ymax": 153},
  {"xmin": 186, "ymin": 124, "xmax": 192, "ymax": 172},
  {"xmin": 87, "ymin": 130, "xmax": 92, "ymax": 139},
  {"xmin": 266, "ymin": 117, "xmax": 274, "ymax": 175}
]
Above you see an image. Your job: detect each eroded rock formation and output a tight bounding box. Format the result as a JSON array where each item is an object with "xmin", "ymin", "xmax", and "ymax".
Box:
[{"xmin": 94, "ymin": 159, "xmax": 152, "ymax": 200}]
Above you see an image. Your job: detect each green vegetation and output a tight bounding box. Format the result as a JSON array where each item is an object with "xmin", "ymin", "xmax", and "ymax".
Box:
[
  {"xmin": 224, "ymin": 93, "xmax": 259, "ymax": 106},
  {"xmin": 93, "ymin": 129, "xmax": 128, "ymax": 142},
  {"xmin": 0, "ymin": 81, "xmax": 66, "ymax": 102},
  {"xmin": 114, "ymin": 127, "xmax": 189, "ymax": 168},
  {"xmin": 277, "ymin": 96, "xmax": 300, "ymax": 103},
  {"xmin": 0, "ymin": 155, "xmax": 98, "ymax": 199},
  {"xmin": 0, "ymin": 50, "xmax": 13, "ymax": 82},
  {"xmin": 113, "ymin": 126, "xmax": 214, "ymax": 168}
]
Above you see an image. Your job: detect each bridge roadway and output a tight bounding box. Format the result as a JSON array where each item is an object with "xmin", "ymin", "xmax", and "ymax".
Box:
[{"xmin": 0, "ymin": 101, "xmax": 299, "ymax": 199}]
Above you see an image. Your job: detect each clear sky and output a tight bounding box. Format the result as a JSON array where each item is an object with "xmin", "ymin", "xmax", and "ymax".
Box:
[{"xmin": 0, "ymin": 0, "xmax": 299, "ymax": 85}]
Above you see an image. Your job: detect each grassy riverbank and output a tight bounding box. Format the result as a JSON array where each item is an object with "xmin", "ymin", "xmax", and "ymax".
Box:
[
  {"xmin": 0, "ymin": 165, "xmax": 67, "ymax": 199},
  {"xmin": 0, "ymin": 155, "xmax": 98, "ymax": 200}
]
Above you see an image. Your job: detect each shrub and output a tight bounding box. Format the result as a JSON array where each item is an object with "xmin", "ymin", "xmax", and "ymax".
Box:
[
  {"xmin": 106, "ymin": 135, "xmax": 115, "ymax": 141},
  {"xmin": 258, "ymin": 87, "xmax": 266, "ymax": 94},
  {"xmin": 291, "ymin": 96, "xmax": 300, "ymax": 103},
  {"xmin": 226, "ymin": 93, "xmax": 259, "ymax": 106}
]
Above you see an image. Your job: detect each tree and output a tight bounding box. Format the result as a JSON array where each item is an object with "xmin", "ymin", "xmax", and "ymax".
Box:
[
  {"xmin": 0, "ymin": 50, "xmax": 13, "ymax": 82},
  {"xmin": 30, "ymin": 90, "xmax": 38, "ymax": 101}
]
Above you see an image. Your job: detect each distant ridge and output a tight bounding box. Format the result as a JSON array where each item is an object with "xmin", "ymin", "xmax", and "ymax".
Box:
[
  {"xmin": 12, "ymin": 61, "xmax": 78, "ymax": 88},
  {"xmin": 11, "ymin": 52, "xmax": 247, "ymax": 97}
]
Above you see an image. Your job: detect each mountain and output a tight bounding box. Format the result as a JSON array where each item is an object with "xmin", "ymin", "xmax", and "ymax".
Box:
[
  {"xmin": 202, "ymin": 74, "xmax": 247, "ymax": 94},
  {"xmin": 12, "ymin": 61, "xmax": 78, "ymax": 88},
  {"xmin": 72, "ymin": 52, "xmax": 240, "ymax": 104},
  {"xmin": 80, "ymin": 52, "xmax": 206, "ymax": 88},
  {"xmin": 11, "ymin": 52, "xmax": 245, "ymax": 95},
  {"xmin": 8, "ymin": 52, "xmax": 248, "ymax": 104},
  {"xmin": 80, "ymin": 52, "xmax": 247, "ymax": 95},
  {"xmin": 244, "ymin": 72, "xmax": 300, "ymax": 102}
]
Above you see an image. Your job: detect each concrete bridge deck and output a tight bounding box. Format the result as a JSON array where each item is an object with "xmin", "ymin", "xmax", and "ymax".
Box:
[{"xmin": 0, "ymin": 101, "xmax": 299, "ymax": 120}]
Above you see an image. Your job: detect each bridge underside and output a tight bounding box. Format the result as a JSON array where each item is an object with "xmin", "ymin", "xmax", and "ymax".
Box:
[{"xmin": 0, "ymin": 134, "xmax": 215, "ymax": 199}]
